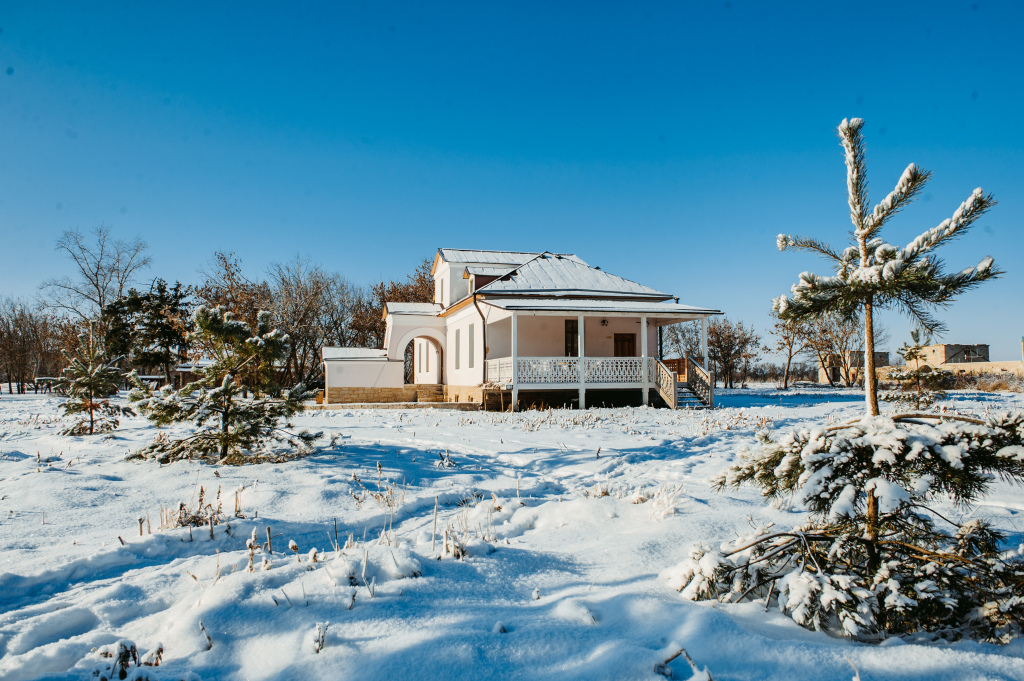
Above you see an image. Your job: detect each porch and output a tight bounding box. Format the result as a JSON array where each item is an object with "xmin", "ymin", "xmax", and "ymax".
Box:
[
  {"xmin": 479, "ymin": 308, "xmax": 715, "ymax": 409},
  {"xmin": 483, "ymin": 354, "xmax": 714, "ymax": 409}
]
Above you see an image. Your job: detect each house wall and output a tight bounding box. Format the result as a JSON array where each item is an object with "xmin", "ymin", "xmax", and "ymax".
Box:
[
  {"xmin": 444, "ymin": 306, "xmax": 485, "ymax": 386},
  {"xmin": 325, "ymin": 360, "xmax": 404, "ymax": 389},
  {"xmin": 583, "ymin": 316, "xmax": 657, "ymax": 357},
  {"xmin": 489, "ymin": 314, "xmax": 660, "ymax": 359},
  {"xmin": 433, "ymin": 261, "xmax": 472, "ymax": 309},
  {"xmin": 487, "ymin": 317, "xmax": 512, "ymax": 359},
  {"xmin": 879, "ymin": 361, "xmax": 1023, "ymax": 378},
  {"xmin": 923, "ymin": 344, "xmax": 990, "ymax": 364}
]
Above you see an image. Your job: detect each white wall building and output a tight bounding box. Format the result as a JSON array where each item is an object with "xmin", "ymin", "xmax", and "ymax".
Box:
[{"xmin": 323, "ymin": 249, "xmax": 722, "ymax": 409}]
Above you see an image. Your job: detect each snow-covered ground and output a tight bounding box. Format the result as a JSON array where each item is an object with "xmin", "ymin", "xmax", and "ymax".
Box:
[{"xmin": 2, "ymin": 389, "xmax": 1024, "ymax": 681}]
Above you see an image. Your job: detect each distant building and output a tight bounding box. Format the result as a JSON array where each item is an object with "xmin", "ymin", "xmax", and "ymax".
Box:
[
  {"xmin": 921, "ymin": 344, "xmax": 989, "ymax": 365},
  {"xmin": 818, "ymin": 351, "xmax": 890, "ymax": 385}
]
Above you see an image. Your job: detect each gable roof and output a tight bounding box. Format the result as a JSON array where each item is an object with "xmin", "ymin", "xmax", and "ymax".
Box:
[
  {"xmin": 433, "ymin": 248, "xmax": 586, "ymax": 274},
  {"xmin": 475, "ymin": 252, "xmax": 670, "ymax": 300},
  {"xmin": 383, "ymin": 302, "xmax": 443, "ymax": 319}
]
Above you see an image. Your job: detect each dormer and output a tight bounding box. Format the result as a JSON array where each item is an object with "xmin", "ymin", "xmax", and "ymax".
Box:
[{"xmin": 431, "ymin": 248, "xmax": 550, "ymax": 308}]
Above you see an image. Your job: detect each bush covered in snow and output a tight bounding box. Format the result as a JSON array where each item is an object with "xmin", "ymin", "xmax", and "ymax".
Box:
[
  {"xmin": 668, "ymin": 412, "xmax": 1024, "ymax": 643},
  {"xmin": 129, "ymin": 306, "xmax": 318, "ymax": 464}
]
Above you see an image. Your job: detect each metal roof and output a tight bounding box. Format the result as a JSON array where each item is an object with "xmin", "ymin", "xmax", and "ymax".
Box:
[
  {"xmin": 383, "ymin": 302, "xmax": 443, "ymax": 316},
  {"xmin": 437, "ymin": 248, "xmax": 584, "ymax": 266},
  {"xmin": 476, "ymin": 253, "xmax": 671, "ymax": 299},
  {"xmin": 322, "ymin": 347, "xmax": 389, "ymax": 360},
  {"xmin": 482, "ymin": 298, "xmax": 722, "ymax": 316},
  {"xmin": 465, "ymin": 265, "xmax": 515, "ymax": 277}
]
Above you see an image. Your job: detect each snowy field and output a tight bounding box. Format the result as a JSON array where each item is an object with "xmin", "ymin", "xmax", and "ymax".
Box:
[{"xmin": 2, "ymin": 389, "xmax": 1024, "ymax": 681}]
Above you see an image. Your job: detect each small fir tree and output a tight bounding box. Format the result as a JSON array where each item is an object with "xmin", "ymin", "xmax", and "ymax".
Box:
[
  {"xmin": 667, "ymin": 413, "xmax": 1024, "ymax": 642},
  {"xmin": 774, "ymin": 118, "xmax": 998, "ymax": 416},
  {"xmin": 130, "ymin": 306, "xmax": 318, "ymax": 464},
  {"xmin": 56, "ymin": 325, "xmax": 134, "ymax": 435},
  {"xmin": 883, "ymin": 330, "xmax": 952, "ymax": 411}
]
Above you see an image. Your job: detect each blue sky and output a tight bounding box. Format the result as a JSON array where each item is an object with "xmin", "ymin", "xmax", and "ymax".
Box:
[{"xmin": 1, "ymin": 1, "xmax": 1021, "ymax": 359}]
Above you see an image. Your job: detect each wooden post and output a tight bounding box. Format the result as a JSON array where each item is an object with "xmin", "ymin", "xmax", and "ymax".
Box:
[
  {"xmin": 323, "ymin": 361, "xmax": 329, "ymax": 405},
  {"xmin": 700, "ymin": 317, "xmax": 709, "ymax": 371},
  {"xmin": 578, "ymin": 314, "xmax": 586, "ymax": 410},
  {"xmin": 641, "ymin": 315, "xmax": 649, "ymax": 406},
  {"xmin": 511, "ymin": 312, "xmax": 519, "ymax": 411}
]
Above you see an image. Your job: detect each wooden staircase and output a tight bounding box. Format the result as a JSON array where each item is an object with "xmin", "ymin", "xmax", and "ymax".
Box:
[
  {"xmin": 675, "ymin": 382, "xmax": 711, "ymax": 409},
  {"xmin": 415, "ymin": 384, "xmax": 444, "ymax": 403},
  {"xmin": 655, "ymin": 356, "xmax": 715, "ymax": 409}
]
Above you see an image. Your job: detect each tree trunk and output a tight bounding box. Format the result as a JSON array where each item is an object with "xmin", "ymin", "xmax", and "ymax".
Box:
[
  {"xmin": 783, "ymin": 352, "xmax": 792, "ymax": 389},
  {"xmin": 220, "ymin": 401, "xmax": 230, "ymax": 460},
  {"xmin": 865, "ymin": 486, "xmax": 885, "ymax": 630},
  {"xmin": 864, "ymin": 297, "xmax": 879, "ymax": 416}
]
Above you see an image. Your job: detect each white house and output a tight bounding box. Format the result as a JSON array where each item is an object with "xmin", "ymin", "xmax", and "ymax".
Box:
[{"xmin": 323, "ymin": 249, "xmax": 722, "ymax": 409}]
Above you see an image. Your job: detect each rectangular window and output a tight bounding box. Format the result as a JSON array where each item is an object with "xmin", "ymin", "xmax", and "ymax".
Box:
[
  {"xmin": 468, "ymin": 324, "xmax": 475, "ymax": 368},
  {"xmin": 455, "ymin": 329, "xmax": 461, "ymax": 370},
  {"xmin": 426, "ymin": 343, "xmax": 430, "ymax": 371},
  {"xmin": 418, "ymin": 342, "xmax": 422, "ymax": 373},
  {"xmin": 565, "ymin": 319, "xmax": 579, "ymax": 357}
]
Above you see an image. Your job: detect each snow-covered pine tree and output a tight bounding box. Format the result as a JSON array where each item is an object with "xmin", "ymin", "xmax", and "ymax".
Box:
[
  {"xmin": 883, "ymin": 330, "xmax": 952, "ymax": 411},
  {"xmin": 666, "ymin": 119, "xmax": 1024, "ymax": 644},
  {"xmin": 774, "ymin": 118, "xmax": 998, "ymax": 416},
  {"xmin": 129, "ymin": 306, "xmax": 318, "ymax": 464},
  {"xmin": 55, "ymin": 324, "xmax": 134, "ymax": 435},
  {"xmin": 668, "ymin": 413, "xmax": 1024, "ymax": 642}
]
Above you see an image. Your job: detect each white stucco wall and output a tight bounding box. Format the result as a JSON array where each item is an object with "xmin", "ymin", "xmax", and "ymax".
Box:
[
  {"xmin": 444, "ymin": 306, "xmax": 484, "ymax": 385},
  {"xmin": 583, "ymin": 316, "xmax": 657, "ymax": 357},
  {"xmin": 325, "ymin": 360, "xmax": 404, "ymax": 388}
]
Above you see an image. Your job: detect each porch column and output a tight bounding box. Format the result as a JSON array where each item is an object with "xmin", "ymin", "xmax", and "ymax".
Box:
[
  {"xmin": 323, "ymin": 361, "xmax": 329, "ymax": 405},
  {"xmin": 578, "ymin": 314, "xmax": 586, "ymax": 409},
  {"xmin": 641, "ymin": 315, "xmax": 649, "ymax": 406},
  {"xmin": 700, "ymin": 317, "xmax": 709, "ymax": 371},
  {"xmin": 511, "ymin": 312, "xmax": 519, "ymax": 412}
]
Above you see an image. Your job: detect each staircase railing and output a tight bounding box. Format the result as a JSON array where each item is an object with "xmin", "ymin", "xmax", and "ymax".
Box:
[
  {"xmin": 654, "ymin": 359, "xmax": 677, "ymax": 409},
  {"xmin": 686, "ymin": 356, "xmax": 715, "ymax": 409}
]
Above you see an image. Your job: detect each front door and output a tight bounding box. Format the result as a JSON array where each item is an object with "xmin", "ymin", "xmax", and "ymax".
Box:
[{"xmin": 613, "ymin": 333, "xmax": 636, "ymax": 357}]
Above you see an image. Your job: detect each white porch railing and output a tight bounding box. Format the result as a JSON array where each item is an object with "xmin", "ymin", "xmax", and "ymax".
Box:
[
  {"xmin": 494, "ymin": 356, "xmax": 654, "ymax": 385},
  {"xmin": 484, "ymin": 357, "xmax": 514, "ymax": 384}
]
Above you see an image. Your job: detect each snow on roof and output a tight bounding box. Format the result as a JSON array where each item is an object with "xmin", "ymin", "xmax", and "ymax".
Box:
[
  {"xmin": 176, "ymin": 360, "xmax": 215, "ymax": 371},
  {"xmin": 465, "ymin": 265, "xmax": 514, "ymax": 276},
  {"xmin": 476, "ymin": 253, "xmax": 671, "ymax": 299},
  {"xmin": 437, "ymin": 248, "xmax": 584, "ymax": 266},
  {"xmin": 322, "ymin": 347, "xmax": 389, "ymax": 360},
  {"xmin": 384, "ymin": 302, "xmax": 443, "ymax": 316},
  {"xmin": 482, "ymin": 298, "xmax": 722, "ymax": 315}
]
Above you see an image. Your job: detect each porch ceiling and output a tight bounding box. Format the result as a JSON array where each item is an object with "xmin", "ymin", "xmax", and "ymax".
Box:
[{"xmin": 481, "ymin": 297, "xmax": 722, "ymax": 317}]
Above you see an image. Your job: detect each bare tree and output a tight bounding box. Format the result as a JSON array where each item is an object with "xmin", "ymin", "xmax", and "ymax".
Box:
[
  {"xmin": 707, "ymin": 318, "xmax": 761, "ymax": 389},
  {"xmin": 268, "ymin": 255, "xmax": 332, "ymax": 385},
  {"xmin": 769, "ymin": 311, "xmax": 812, "ymax": 389},
  {"xmin": 662, "ymin": 321, "xmax": 703, "ymax": 362},
  {"xmin": 195, "ymin": 252, "xmax": 273, "ymax": 332},
  {"xmin": 41, "ymin": 226, "xmax": 152, "ymax": 321},
  {"xmin": 0, "ymin": 298, "xmax": 71, "ymax": 393}
]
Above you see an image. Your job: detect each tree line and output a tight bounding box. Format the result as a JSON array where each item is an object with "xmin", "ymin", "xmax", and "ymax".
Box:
[
  {"xmin": 661, "ymin": 311, "xmax": 892, "ymax": 390},
  {"xmin": 0, "ymin": 226, "xmax": 432, "ymax": 393}
]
